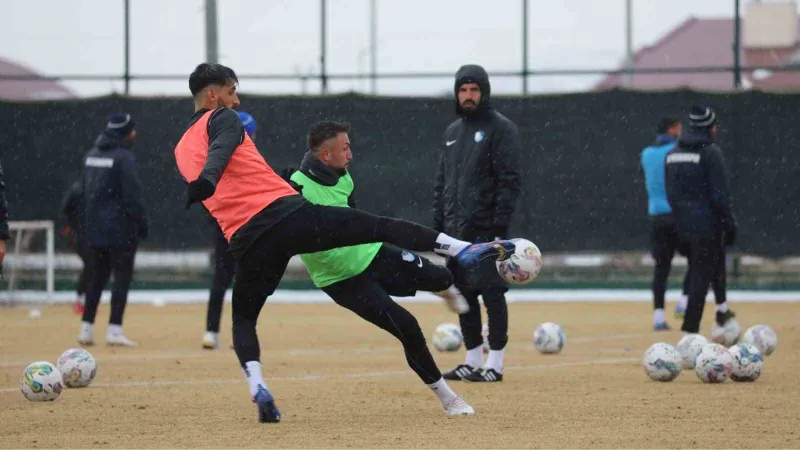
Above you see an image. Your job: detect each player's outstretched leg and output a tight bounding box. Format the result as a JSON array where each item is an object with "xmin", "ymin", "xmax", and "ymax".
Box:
[{"xmin": 323, "ymin": 276, "xmax": 474, "ymax": 416}]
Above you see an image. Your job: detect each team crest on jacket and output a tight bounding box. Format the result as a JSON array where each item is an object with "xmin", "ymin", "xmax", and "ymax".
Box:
[
  {"xmin": 401, "ymin": 251, "xmax": 415, "ymax": 262},
  {"xmin": 474, "ymin": 131, "xmax": 485, "ymax": 143}
]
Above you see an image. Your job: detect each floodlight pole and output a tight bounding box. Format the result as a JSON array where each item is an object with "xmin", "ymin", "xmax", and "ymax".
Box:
[
  {"xmin": 733, "ymin": 0, "xmax": 742, "ymax": 89},
  {"xmin": 522, "ymin": 0, "xmax": 529, "ymax": 95},
  {"xmin": 124, "ymin": 0, "xmax": 131, "ymax": 95},
  {"xmin": 205, "ymin": 0, "xmax": 219, "ymax": 64},
  {"xmin": 321, "ymin": 0, "xmax": 328, "ymax": 94}
]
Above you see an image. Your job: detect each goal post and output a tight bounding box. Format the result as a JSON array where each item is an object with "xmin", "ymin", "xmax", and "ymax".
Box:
[{"xmin": 2, "ymin": 220, "xmax": 55, "ymax": 304}]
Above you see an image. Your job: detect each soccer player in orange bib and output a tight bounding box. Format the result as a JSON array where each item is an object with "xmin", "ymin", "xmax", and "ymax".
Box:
[{"xmin": 175, "ymin": 63, "xmax": 517, "ymax": 423}]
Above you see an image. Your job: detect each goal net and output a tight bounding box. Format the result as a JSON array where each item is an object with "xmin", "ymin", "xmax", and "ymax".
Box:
[{"xmin": 1, "ymin": 221, "xmax": 55, "ymax": 305}]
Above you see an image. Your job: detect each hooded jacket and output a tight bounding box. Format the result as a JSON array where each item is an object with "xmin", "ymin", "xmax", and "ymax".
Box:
[
  {"xmin": 82, "ymin": 131, "xmax": 148, "ymax": 246},
  {"xmin": 433, "ymin": 65, "xmax": 522, "ymax": 241},
  {"xmin": 665, "ymin": 127, "xmax": 736, "ymax": 239}
]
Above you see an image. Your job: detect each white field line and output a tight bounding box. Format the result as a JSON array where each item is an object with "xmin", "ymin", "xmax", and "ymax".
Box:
[{"xmin": 0, "ymin": 356, "xmax": 640, "ymax": 394}]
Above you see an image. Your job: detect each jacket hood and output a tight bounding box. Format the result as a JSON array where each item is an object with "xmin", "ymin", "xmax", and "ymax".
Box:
[
  {"xmin": 299, "ymin": 151, "xmax": 346, "ymax": 187},
  {"xmin": 94, "ymin": 131, "xmax": 133, "ymax": 151},
  {"xmin": 677, "ymin": 127, "xmax": 714, "ymax": 150},
  {"xmin": 454, "ymin": 64, "xmax": 491, "ymax": 117}
]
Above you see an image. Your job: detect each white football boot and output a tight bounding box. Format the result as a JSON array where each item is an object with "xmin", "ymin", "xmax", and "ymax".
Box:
[
  {"xmin": 106, "ymin": 332, "xmax": 137, "ymax": 347},
  {"xmin": 78, "ymin": 327, "xmax": 94, "ymax": 346},
  {"xmin": 202, "ymin": 331, "xmax": 219, "ymax": 350},
  {"xmin": 444, "ymin": 396, "xmax": 475, "ymax": 416}
]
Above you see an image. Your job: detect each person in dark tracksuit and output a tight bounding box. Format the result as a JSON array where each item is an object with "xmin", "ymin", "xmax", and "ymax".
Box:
[
  {"xmin": 434, "ymin": 64, "xmax": 522, "ymax": 383},
  {"xmin": 665, "ymin": 105, "xmax": 737, "ymax": 335},
  {"xmin": 61, "ymin": 180, "xmax": 91, "ymax": 315},
  {"xmin": 202, "ymin": 111, "xmax": 257, "ymax": 350},
  {"xmin": 0, "ymin": 160, "xmax": 8, "ymax": 276},
  {"xmin": 78, "ymin": 113, "xmax": 148, "ymax": 347}
]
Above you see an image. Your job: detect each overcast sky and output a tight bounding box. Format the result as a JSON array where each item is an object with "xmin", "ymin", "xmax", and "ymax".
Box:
[{"xmin": 1, "ymin": 0, "xmax": 748, "ymax": 97}]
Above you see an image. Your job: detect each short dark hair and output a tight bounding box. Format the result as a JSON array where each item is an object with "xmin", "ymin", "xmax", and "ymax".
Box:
[
  {"xmin": 189, "ymin": 63, "xmax": 238, "ymax": 97},
  {"xmin": 307, "ymin": 121, "xmax": 349, "ymax": 152},
  {"xmin": 657, "ymin": 116, "xmax": 681, "ymax": 134}
]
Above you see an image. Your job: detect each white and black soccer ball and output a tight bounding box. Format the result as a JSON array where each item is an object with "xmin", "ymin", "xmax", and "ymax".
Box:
[
  {"xmin": 20, "ymin": 361, "xmax": 63, "ymax": 402},
  {"xmin": 643, "ymin": 343, "xmax": 682, "ymax": 382},
  {"xmin": 432, "ymin": 323, "xmax": 463, "ymax": 352},
  {"xmin": 729, "ymin": 343, "xmax": 764, "ymax": 382},
  {"xmin": 496, "ymin": 239, "xmax": 543, "ymax": 285},
  {"xmin": 533, "ymin": 322, "xmax": 565, "ymax": 354},
  {"xmin": 695, "ymin": 343, "xmax": 734, "ymax": 383},
  {"xmin": 677, "ymin": 334, "xmax": 709, "ymax": 370},
  {"xmin": 742, "ymin": 324, "xmax": 778, "ymax": 356},
  {"xmin": 711, "ymin": 318, "xmax": 741, "ymax": 347},
  {"xmin": 57, "ymin": 348, "xmax": 97, "ymax": 388}
]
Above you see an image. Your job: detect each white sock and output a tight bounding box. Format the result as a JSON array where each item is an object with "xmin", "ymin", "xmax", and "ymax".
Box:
[
  {"xmin": 243, "ymin": 361, "xmax": 267, "ymax": 398},
  {"xmin": 653, "ymin": 308, "xmax": 665, "ymax": 325},
  {"xmin": 107, "ymin": 324, "xmax": 122, "ymax": 336},
  {"xmin": 464, "ymin": 346, "xmax": 484, "ymax": 368},
  {"xmin": 716, "ymin": 302, "xmax": 729, "ymax": 313},
  {"xmin": 678, "ymin": 295, "xmax": 688, "ymax": 309},
  {"xmin": 485, "ymin": 348, "xmax": 505, "ymax": 373},
  {"xmin": 81, "ymin": 321, "xmax": 93, "ymax": 335},
  {"xmin": 427, "ymin": 377, "xmax": 458, "ymax": 406},
  {"xmin": 433, "ymin": 233, "xmax": 470, "ymax": 257}
]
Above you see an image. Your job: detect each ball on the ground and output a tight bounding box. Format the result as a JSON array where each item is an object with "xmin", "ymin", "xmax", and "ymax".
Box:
[
  {"xmin": 533, "ymin": 322, "xmax": 565, "ymax": 354},
  {"xmin": 20, "ymin": 361, "xmax": 63, "ymax": 401},
  {"xmin": 677, "ymin": 334, "xmax": 708, "ymax": 370},
  {"xmin": 496, "ymin": 238, "xmax": 543, "ymax": 285},
  {"xmin": 643, "ymin": 343, "xmax": 682, "ymax": 381},
  {"xmin": 742, "ymin": 324, "xmax": 778, "ymax": 356},
  {"xmin": 711, "ymin": 318, "xmax": 741, "ymax": 347},
  {"xmin": 57, "ymin": 348, "xmax": 97, "ymax": 388},
  {"xmin": 728, "ymin": 343, "xmax": 763, "ymax": 382},
  {"xmin": 694, "ymin": 343, "xmax": 733, "ymax": 383},
  {"xmin": 432, "ymin": 323, "xmax": 462, "ymax": 352}
]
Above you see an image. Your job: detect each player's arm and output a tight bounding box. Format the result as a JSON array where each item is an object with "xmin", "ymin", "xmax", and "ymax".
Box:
[
  {"xmin": 119, "ymin": 152, "xmax": 148, "ymax": 239},
  {"xmin": 490, "ymin": 120, "xmax": 522, "ymax": 237},
  {"xmin": 705, "ymin": 146, "xmax": 737, "ymax": 244},
  {"xmin": 186, "ymin": 108, "xmax": 245, "ymax": 207}
]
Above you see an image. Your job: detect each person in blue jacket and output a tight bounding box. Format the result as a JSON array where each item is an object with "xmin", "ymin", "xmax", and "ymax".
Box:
[{"xmin": 78, "ymin": 113, "xmax": 148, "ymax": 347}]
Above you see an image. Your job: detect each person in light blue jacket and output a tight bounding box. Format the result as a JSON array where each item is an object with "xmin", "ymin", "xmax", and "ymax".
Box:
[{"xmin": 641, "ymin": 117, "xmax": 687, "ymax": 330}]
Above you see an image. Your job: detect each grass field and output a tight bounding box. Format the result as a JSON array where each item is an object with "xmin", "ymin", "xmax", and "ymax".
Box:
[{"xmin": 1, "ymin": 300, "xmax": 798, "ymax": 449}]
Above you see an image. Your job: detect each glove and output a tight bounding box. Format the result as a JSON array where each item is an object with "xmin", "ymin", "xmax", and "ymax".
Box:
[
  {"xmin": 287, "ymin": 180, "xmax": 304, "ymax": 193},
  {"xmin": 279, "ymin": 167, "xmax": 297, "ymax": 183},
  {"xmin": 186, "ymin": 178, "xmax": 215, "ymax": 209}
]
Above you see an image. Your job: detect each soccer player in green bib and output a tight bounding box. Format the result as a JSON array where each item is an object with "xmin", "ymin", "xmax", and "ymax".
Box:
[{"xmin": 288, "ymin": 121, "xmax": 474, "ymax": 416}]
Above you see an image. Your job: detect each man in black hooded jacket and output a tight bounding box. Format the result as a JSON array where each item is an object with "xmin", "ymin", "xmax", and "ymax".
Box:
[
  {"xmin": 78, "ymin": 113, "xmax": 148, "ymax": 348},
  {"xmin": 665, "ymin": 105, "xmax": 737, "ymax": 335},
  {"xmin": 434, "ymin": 64, "xmax": 522, "ymax": 383}
]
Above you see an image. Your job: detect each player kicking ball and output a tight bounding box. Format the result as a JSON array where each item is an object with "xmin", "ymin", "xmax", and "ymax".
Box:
[
  {"xmin": 279, "ymin": 120, "xmax": 472, "ymax": 415},
  {"xmin": 174, "ymin": 63, "xmax": 520, "ymax": 423}
]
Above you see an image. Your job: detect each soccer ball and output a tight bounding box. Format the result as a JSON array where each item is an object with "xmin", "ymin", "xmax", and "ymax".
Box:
[
  {"xmin": 432, "ymin": 323, "xmax": 463, "ymax": 352},
  {"xmin": 711, "ymin": 318, "xmax": 741, "ymax": 347},
  {"xmin": 20, "ymin": 361, "xmax": 63, "ymax": 402},
  {"xmin": 676, "ymin": 334, "xmax": 708, "ymax": 370},
  {"xmin": 57, "ymin": 348, "xmax": 97, "ymax": 388},
  {"xmin": 742, "ymin": 324, "xmax": 778, "ymax": 356},
  {"xmin": 481, "ymin": 322, "xmax": 489, "ymax": 353},
  {"xmin": 533, "ymin": 322, "xmax": 565, "ymax": 354},
  {"xmin": 729, "ymin": 343, "xmax": 764, "ymax": 382},
  {"xmin": 496, "ymin": 238, "xmax": 543, "ymax": 285},
  {"xmin": 694, "ymin": 343, "xmax": 733, "ymax": 383},
  {"xmin": 642, "ymin": 343, "xmax": 682, "ymax": 381}
]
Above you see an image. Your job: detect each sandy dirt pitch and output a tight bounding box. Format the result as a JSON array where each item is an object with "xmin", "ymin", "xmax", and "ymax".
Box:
[{"xmin": 1, "ymin": 300, "xmax": 798, "ymax": 449}]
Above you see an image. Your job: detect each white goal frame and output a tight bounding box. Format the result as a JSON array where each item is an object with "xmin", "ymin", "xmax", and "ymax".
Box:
[{"xmin": 4, "ymin": 220, "xmax": 55, "ymax": 303}]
